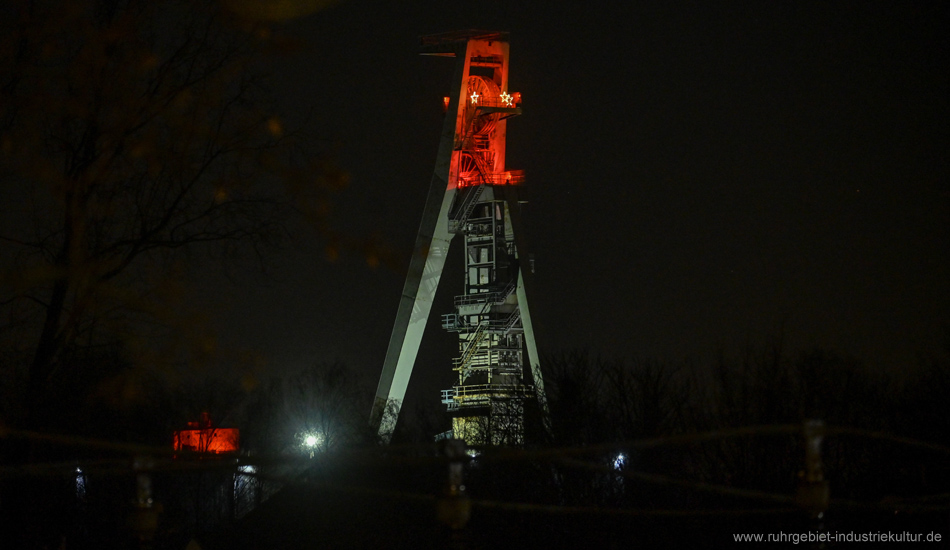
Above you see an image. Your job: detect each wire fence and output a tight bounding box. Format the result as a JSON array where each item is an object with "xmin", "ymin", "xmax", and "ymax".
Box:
[{"xmin": 3, "ymin": 420, "xmax": 950, "ymax": 519}]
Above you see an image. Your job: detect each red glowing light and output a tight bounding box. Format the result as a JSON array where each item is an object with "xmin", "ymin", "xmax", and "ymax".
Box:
[
  {"xmin": 173, "ymin": 428, "xmax": 239, "ymax": 453},
  {"xmin": 442, "ymin": 96, "xmax": 450, "ymax": 113},
  {"xmin": 172, "ymin": 413, "xmax": 239, "ymax": 454}
]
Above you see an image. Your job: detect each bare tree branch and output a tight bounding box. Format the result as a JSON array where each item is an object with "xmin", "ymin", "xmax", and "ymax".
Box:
[{"xmin": 0, "ymin": 0, "xmax": 331, "ymax": 427}]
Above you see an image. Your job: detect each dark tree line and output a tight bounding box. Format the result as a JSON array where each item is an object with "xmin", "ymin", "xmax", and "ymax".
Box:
[{"xmin": 502, "ymin": 346, "xmax": 950, "ymax": 507}]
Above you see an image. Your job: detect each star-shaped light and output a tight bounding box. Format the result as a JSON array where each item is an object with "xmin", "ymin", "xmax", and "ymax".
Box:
[
  {"xmin": 470, "ymin": 91, "xmax": 479, "ymax": 104},
  {"xmin": 500, "ymin": 91, "xmax": 513, "ymax": 107}
]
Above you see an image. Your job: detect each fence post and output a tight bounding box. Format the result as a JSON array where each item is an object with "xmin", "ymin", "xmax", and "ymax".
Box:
[
  {"xmin": 129, "ymin": 456, "xmax": 161, "ymax": 549},
  {"xmin": 796, "ymin": 420, "xmax": 829, "ymax": 547},
  {"xmin": 436, "ymin": 439, "xmax": 471, "ymax": 547},
  {"xmin": 796, "ymin": 419, "xmax": 829, "ymax": 516}
]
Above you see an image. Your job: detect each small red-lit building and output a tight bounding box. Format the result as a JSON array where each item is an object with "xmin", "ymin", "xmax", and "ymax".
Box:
[{"xmin": 173, "ymin": 412, "xmax": 239, "ymax": 454}]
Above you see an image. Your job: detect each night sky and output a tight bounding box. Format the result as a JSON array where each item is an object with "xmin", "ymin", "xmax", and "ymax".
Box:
[{"xmin": 210, "ymin": 1, "xmax": 948, "ymax": 411}]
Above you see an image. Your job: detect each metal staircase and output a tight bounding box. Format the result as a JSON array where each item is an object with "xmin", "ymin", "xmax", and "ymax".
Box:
[
  {"xmin": 452, "ymin": 322, "xmax": 488, "ymax": 383},
  {"xmin": 452, "ymin": 289, "xmax": 522, "ymax": 384},
  {"xmin": 449, "ymin": 153, "xmax": 494, "ymax": 233},
  {"xmin": 449, "ymin": 184, "xmax": 485, "ymax": 233}
]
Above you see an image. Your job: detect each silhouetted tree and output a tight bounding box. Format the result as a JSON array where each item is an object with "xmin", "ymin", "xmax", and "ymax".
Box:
[
  {"xmin": 0, "ymin": 0, "xmax": 345, "ymax": 431},
  {"xmin": 0, "ymin": 2, "xmax": 344, "ymax": 547}
]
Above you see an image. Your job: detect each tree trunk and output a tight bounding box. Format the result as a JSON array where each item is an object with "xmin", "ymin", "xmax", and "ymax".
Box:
[{"xmin": 26, "ymin": 270, "xmax": 69, "ymax": 429}]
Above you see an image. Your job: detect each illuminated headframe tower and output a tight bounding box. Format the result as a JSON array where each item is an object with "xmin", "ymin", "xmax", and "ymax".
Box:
[{"xmin": 371, "ymin": 31, "xmax": 547, "ymax": 445}]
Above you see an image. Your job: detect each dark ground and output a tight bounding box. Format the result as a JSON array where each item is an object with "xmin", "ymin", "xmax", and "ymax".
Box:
[{"xmin": 200, "ymin": 456, "xmax": 948, "ymax": 549}]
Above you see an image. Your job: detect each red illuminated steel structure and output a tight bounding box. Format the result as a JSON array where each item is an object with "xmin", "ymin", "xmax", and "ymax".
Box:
[
  {"xmin": 371, "ymin": 31, "xmax": 549, "ymax": 444},
  {"xmin": 172, "ymin": 412, "xmax": 239, "ymax": 454}
]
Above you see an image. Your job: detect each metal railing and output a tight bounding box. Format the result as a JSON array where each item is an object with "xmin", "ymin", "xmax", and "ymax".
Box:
[
  {"xmin": 458, "ymin": 170, "xmax": 525, "ymax": 187},
  {"xmin": 454, "ymin": 282, "xmax": 515, "ymax": 307},
  {"xmin": 441, "ymin": 383, "xmax": 535, "ymax": 405},
  {"xmin": 471, "ymin": 96, "xmax": 520, "ymax": 109},
  {"xmin": 442, "ymin": 313, "xmax": 464, "ymax": 331}
]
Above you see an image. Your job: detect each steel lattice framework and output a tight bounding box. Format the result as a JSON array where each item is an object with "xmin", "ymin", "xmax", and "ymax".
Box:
[{"xmin": 371, "ymin": 31, "xmax": 548, "ymax": 445}]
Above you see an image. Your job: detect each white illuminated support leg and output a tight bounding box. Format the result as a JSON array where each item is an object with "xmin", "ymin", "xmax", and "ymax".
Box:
[
  {"xmin": 371, "ymin": 37, "xmax": 477, "ymax": 440},
  {"xmin": 517, "ymin": 271, "xmax": 550, "ymax": 424},
  {"xmin": 501, "ymin": 183, "xmax": 552, "ymax": 437},
  {"xmin": 371, "ymin": 184, "xmax": 455, "ymax": 440}
]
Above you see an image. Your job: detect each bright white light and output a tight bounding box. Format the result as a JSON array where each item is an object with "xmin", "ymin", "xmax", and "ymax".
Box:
[
  {"xmin": 470, "ymin": 91, "xmax": 479, "ymax": 104},
  {"xmin": 74, "ymin": 466, "xmax": 87, "ymax": 499},
  {"xmin": 500, "ymin": 91, "xmax": 513, "ymax": 107},
  {"xmin": 298, "ymin": 432, "xmax": 323, "ymax": 457},
  {"xmin": 613, "ymin": 453, "xmax": 626, "ymax": 470}
]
